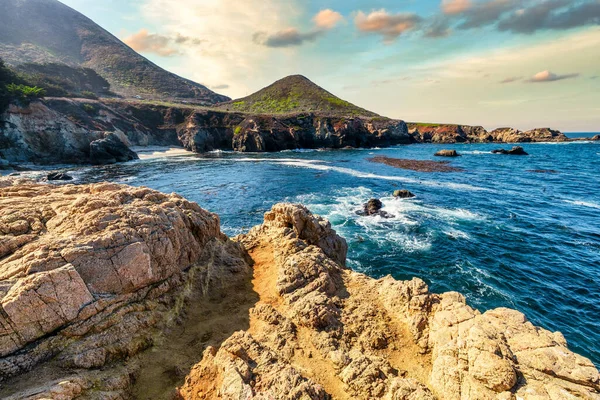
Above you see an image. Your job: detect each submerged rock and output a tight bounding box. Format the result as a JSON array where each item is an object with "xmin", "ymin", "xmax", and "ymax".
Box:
[
  {"xmin": 89, "ymin": 133, "xmax": 139, "ymax": 165},
  {"xmin": 492, "ymin": 146, "xmax": 529, "ymax": 155},
  {"xmin": 393, "ymin": 189, "xmax": 415, "ymax": 198},
  {"xmin": 434, "ymin": 149, "xmax": 460, "ymax": 157}
]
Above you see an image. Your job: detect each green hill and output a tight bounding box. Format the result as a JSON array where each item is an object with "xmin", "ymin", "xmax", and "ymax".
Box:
[
  {"xmin": 217, "ymin": 75, "xmax": 378, "ymax": 117},
  {"xmin": 0, "ymin": 0, "xmax": 229, "ymax": 104}
]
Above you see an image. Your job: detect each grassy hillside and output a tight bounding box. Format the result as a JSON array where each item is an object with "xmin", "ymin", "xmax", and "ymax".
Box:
[
  {"xmin": 0, "ymin": 0, "xmax": 229, "ymax": 104},
  {"xmin": 217, "ymin": 75, "xmax": 378, "ymax": 117}
]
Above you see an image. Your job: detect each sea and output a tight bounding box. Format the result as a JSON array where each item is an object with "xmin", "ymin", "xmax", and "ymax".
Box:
[{"xmin": 4, "ymin": 137, "xmax": 600, "ymax": 366}]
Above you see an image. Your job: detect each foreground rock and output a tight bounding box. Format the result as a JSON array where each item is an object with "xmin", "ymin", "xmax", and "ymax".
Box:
[
  {"xmin": 1, "ymin": 183, "xmax": 598, "ymax": 399},
  {"xmin": 180, "ymin": 204, "xmax": 600, "ymax": 399},
  {"xmin": 492, "ymin": 146, "xmax": 529, "ymax": 155},
  {"xmin": 434, "ymin": 149, "xmax": 460, "ymax": 157},
  {"xmin": 0, "ymin": 179, "xmax": 251, "ymax": 399}
]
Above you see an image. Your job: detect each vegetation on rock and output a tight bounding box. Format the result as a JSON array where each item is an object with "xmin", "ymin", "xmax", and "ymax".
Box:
[{"xmin": 218, "ymin": 75, "xmax": 378, "ymax": 117}]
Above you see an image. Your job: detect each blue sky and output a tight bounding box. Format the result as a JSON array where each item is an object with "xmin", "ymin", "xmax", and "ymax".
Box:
[{"xmin": 61, "ymin": 0, "xmax": 600, "ymax": 131}]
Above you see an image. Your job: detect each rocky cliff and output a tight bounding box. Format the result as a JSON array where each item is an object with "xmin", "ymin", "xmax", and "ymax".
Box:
[
  {"xmin": 1, "ymin": 180, "xmax": 598, "ymax": 399},
  {"xmin": 0, "ymin": 100, "xmax": 410, "ymax": 165}
]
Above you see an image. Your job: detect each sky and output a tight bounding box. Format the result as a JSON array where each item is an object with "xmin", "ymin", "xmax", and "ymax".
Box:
[{"xmin": 60, "ymin": 0, "xmax": 600, "ymax": 131}]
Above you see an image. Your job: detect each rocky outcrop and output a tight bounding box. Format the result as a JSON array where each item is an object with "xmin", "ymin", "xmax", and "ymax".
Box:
[
  {"xmin": 592, "ymin": 135, "xmax": 600, "ymax": 141},
  {"xmin": 393, "ymin": 189, "xmax": 415, "ymax": 198},
  {"xmin": 180, "ymin": 203, "xmax": 600, "ymax": 400},
  {"xmin": 1, "ymin": 185, "xmax": 599, "ymax": 399},
  {"xmin": 89, "ymin": 132, "xmax": 139, "ymax": 164},
  {"xmin": 408, "ymin": 123, "xmax": 569, "ymax": 144},
  {"xmin": 490, "ymin": 127, "xmax": 568, "ymax": 143},
  {"xmin": 357, "ymin": 198, "xmax": 394, "ymax": 218},
  {"xmin": 0, "ymin": 179, "xmax": 252, "ymax": 398},
  {"xmin": 492, "ymin": 146, "xmax": 529, "ymax": 155},
  {"xmin": 434, "ymin": 149, "xmax": 460, "ymax": 157}
]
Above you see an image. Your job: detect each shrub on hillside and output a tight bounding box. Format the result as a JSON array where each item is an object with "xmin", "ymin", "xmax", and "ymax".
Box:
[{"xmin": 6, "ymin": 83, "xmax": 46, "ymax": 105}]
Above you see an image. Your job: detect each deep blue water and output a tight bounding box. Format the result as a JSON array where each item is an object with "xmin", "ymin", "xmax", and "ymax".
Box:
[{"xmin": 6, "ymin": 140, "xmax": 600, "ymax": 366}]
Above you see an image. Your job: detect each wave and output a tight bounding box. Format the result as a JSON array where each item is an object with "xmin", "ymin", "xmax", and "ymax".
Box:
[
  {"xmin": 459, "ymin": 150, "xmax": 492, "ymax": 155},
  {"xmin": 563, "ymin": 200, "xmax": 600, "ymax": 209},
  {"xmin": 133, "ymin": 146, "xmax": 194, "ymax": 160}
]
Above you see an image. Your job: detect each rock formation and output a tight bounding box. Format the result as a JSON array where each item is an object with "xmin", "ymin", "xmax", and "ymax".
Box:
[
  {"xmin": 181, "ymin": 203, "xmax": 600, "ymax": 400},
  {"xmin": 89, "ymin": 132, "xmax": 139, "ymax": 164},
  {"xmin": 393, "ymin": 189, "xmax": 416, "ymax": 199},
  {"xmin": 492, "ymin": 146, "xmax": 529, "ymax": 155},
  {"xmin": 1, "ymin": 182, "xmax": 599, "ymax": 399},
  {"xmin": 0, "ymin": 179, "xmax": 252, "ymax": 398},
  {"xmin": 408, "ymin": 123, "xmax": 569, "ymax": 144},
  {"xmin": 357, "ymin": 198, "xmax": 394, "ymax": 218},
  {"xmin": 592, "ymin": 135, "xmax": 600, "ymax": 141},
  {"xmin": 434, "ymin": 149, "xmax": 460, "ymax": 157}
]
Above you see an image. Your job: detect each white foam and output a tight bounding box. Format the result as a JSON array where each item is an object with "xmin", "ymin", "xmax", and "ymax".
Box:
[
  {"xmin": 133, "ymin": 146, "xmax": 194, "ymax": 160},
  {"xmin": 563, "ymin": 200, "xmax": 600, "ymax": 209}
]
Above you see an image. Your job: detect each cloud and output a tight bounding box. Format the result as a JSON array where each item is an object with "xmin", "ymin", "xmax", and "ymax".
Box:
[
  {"xmin": 527, "ymin": 70, "xmax": 580, "ymax": 82},
  {"xmin": 123, "ymin": 29, "xmax": 180, "ymax": 57},
  {"xmin": 499, "ymin": 76, "xmax": 523, "ymax": 83},
  {"xmin": 424, "ymin": 18, "xmax": 452, "ymax": 38},
  {"xmin": 456, "ymin": 0, "xmax": 518, "ymax": 29},
  {"xmin": 140, "ymin": 0, "xmax": 299, "ymax": 95},
  {"xmin": 442, "ymin": 0, "xmax": 472, "ymax": 15},
  {"xmin": 253, "ymin": 28, "xmax": 322, "ymax": 47},
  {"xmin": 123, "ymin": 29, "xmax": 203, "ymax": 57},
  {"xmin": 253, "ymin": 9, "xmax": 343, "ymax": 48},
  {"xmin": 211, "ymin": 84, "xmax": 230, "ymax": 90},
  {"xmin": 498, "ymin": 0, "xmax": 600, "ymax": 34},
  {"xmin": 355, "ymin": 9, "xmax": 423, "ymax": 42},
  {"xmin": 313, "ymin": 9, "xmax": 344, "ymax": 29}
]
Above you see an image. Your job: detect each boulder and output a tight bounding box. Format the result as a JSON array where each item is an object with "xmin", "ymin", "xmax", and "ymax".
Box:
[
  {"xmin": 46, "ymin": 172, "xmax": 73, "ymax": 181},
  {"xmin": 393, "ymin": 189, "xmax": 415, "ymax": 198},
  {"xmin": 356, "ymin": 198, "xmax": 394, "ymax": 218},
  {"xmin": 89, "ymin": 133, "xmax": 139, "ymax": 165},
  {"xmin": 492, "ymin": 146, "xmax": 528, "ymax": 155},
  {"xmin": 592, "ymin": 135, "xmax": 600, "ymax": 141},
  {"xmin": 434, "ymin": 149, "xmax": 460, "ymax": 157}
]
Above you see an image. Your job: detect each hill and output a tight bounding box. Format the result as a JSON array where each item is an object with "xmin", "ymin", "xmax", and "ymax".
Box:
[
  {"xmin": 0, "ymin": 0, "xmax": 229, "ymax": 104},
  {"xmin": 217, "ymin": 75, "xmax": 378, "ymax": 117}
]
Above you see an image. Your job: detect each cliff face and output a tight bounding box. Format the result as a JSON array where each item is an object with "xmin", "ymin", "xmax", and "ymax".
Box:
[
  {"xmin": 0, "ymin": 100, "xmax": 410, "ymax": 164},
  {"xmin": 0, "ymin": 181, "xmax": 598, "ymax": 399},
  {"xmin": 408, "ymin": 123, "xmax": 569, "ymax": 144}
]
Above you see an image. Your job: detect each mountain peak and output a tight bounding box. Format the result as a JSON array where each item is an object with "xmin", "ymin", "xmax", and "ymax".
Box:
[
  {"xmin": 218, "ymin": 74, "xmax": 378, "ymax": 117},
  {"xmin": 0, "ymin": 0, "xmax": 229, "ymax": 104}
]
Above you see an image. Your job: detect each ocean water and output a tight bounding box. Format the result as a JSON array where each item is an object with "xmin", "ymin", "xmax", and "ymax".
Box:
[{"xmin": 7, "ymin": 140, "xmax": 600, "ymax": 366}]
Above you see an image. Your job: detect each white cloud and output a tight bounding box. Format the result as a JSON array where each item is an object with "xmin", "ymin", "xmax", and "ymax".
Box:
[
  {"xmin": 354, "ymin": 9, "xmax": 422, "ymax": 43},
  {"xmin": 441, "ymin": 0, "xmax": 472, "ymax": 15},
  {"xmin": 313, "ymin": 9, "xmax": 344, "ymax": 29}
]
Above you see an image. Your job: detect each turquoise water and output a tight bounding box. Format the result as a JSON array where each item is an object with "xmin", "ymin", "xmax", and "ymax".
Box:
[{"xmin": 14, "ymin": 140, "xmax": 600, "ymax": 366}]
